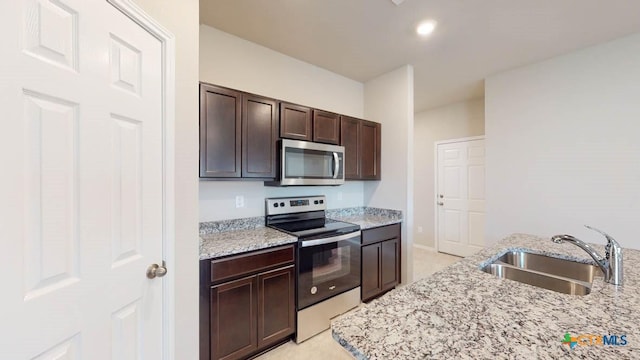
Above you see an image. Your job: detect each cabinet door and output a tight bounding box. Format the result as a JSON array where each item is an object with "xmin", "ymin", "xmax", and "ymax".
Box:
[
  {"xmin": 340, "ymin": 116, "xmax": 360, "ymax": 179},
  {"xmin": 257, "ymin": 266, "xmax": 295, "ymax": 348},
  {"xmin": 211, "ymin": 276, "xmax": 258, "ymax": 360},
  {"xmin": 361, "ymin": 243, "xmax": 381, "ymax": 301},
  {"xmin": 242, "ymin": 94, "xmax": 278, "ymax": 178},
  {"xmin": 381, "ymin": 238, "xmax": 400, "ymax": 291},
  {"xmin": 280, "ymin": 102, "xmax": 312, "ymax": 141},
  {"xmin": 360, "ymin": 120, "xmax": 381, "ymax": 180},
  {"xmin": 313, "ymin": 110, "xmax": 340, "ymax": 144},
  {"xmin": 200, "ymin": 84, "xmax": 241, "ymax": 178}
]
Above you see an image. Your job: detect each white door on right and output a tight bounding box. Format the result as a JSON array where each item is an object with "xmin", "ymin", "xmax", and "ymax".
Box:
[{"xmin": 436, "ymin": 138, "xmax": 485, "ymax": 257}]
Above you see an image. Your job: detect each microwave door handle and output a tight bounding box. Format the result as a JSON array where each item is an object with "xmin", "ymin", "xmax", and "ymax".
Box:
[{"xmin": 332, "ymin": 152, "xmax": 340, "ymax": 179}]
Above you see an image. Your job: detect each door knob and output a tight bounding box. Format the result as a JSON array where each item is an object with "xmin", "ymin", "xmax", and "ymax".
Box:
[
  {"xmin": 146, "ymin": 262, "xmax": 168, "ymax": 279},
  {"xmin": 437, "ymin": 202, "xmax": 444, "ymax": 206}
]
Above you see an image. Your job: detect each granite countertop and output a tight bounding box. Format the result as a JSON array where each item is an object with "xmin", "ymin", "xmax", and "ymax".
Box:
[
  {"xmin": 327, "ymin": 207, "xmax": 403, "ymax": 229},
  {"xmin": 332, "ymin": 233, "xmax": 640, "ymax": 359},
  {"xmin": 199, "ymin": 208, "xmax": 402, "ymax": 260},
  {"xmin": 199, "ymin": 217, "xmax": 296, "ymax": 260}
]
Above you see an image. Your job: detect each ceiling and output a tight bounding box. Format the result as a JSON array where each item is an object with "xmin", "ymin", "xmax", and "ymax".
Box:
[{"xmin": 200, "ymin": 0, "xmax": 640, "ymax": 113}]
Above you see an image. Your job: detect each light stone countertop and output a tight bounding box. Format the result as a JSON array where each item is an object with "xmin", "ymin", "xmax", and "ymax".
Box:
[
  {"xmin": 199, "ymin": 227, "xmax": 296, "ymax": 260},
  {"xmin": 327, "ymin": 207, "xmax": 403, "ymax": 230},
  {"xmin": 199, "ymin": 208, "xmax": 402, "ymax": 260},
  {"xmin": 331, "ymin": 233, "xmax": 640, "ymax": 359}
]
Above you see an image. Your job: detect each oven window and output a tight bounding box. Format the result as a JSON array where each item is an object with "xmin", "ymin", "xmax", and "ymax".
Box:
[
  {"xmin": 298, "ymin": 235, "xmax": 361, "ymax": 310},
  {"xmin": 311, "ymin": 246, "xmax": 350, "ymax": 284}
]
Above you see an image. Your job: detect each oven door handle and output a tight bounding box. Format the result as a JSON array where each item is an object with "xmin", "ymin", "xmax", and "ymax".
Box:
[{"xmin": 299, "ymin": 230, "xmax": 361, "ymax": 247}]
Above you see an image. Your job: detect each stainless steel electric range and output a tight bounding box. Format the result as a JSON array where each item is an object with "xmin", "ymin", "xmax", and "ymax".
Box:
[{"xmin": 265, "ymin": 195, "xmax": 361, "ymax": 343}]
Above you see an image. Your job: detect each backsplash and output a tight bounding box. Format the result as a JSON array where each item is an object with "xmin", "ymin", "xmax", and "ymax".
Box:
[{"xmin": 198, "ymin": 181, "xmax": 365, "ymax": 222}]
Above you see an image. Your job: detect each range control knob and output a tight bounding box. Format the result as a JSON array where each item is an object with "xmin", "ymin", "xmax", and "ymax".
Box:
[
  {"xmin": 280, "ymin": 202, "xmax": 285, "ymax": 207},
  {"xmin": 314, "ymin": 200, "xmax": 319, "ymax": 204},
  {"xmin": 310, "ymin": 286, "xmax": 318, "ymax": 295},
  {"xmin": 274, "ymin": 203, "xmax": 278, "ymax": 207},
  {"xmin": 319, "ymin": 200, "xmax": 324, "ymax": 204}
]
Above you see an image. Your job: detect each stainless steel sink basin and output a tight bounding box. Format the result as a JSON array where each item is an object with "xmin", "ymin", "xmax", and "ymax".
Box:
[
  {"xmin": 483, "ymin": 263, "xmax": 593, "ymax": 295},
  {"xmin": 495, "ymin": 251, "xmax": 600, "ymax": 283},
  {"xmin": 482, "ymin": 251, "xmax": 602, "ymax": 295}
]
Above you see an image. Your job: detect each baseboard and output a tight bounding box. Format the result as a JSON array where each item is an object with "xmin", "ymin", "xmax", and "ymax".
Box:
[{"xmin": 413, "ymin": 243, "xmax": 436, "ymax": 252}]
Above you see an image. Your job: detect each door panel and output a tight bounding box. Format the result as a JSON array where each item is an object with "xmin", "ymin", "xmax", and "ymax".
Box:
[
  {"xmin": 1, "ymin": 0, "xmax": 164, "ymax": 358},
  {"xmin": 280, "ymin": 102, "xmax": 312, "ymax": 141},
  {"xmin": 258, "ymin": 266, "xmax": 295, "ymax": 348},
  {"xmin": 242, "ymin": 95, "xmax": 278, "ymax": 178},
  {"xmin": 211, "ymin": 276, "xmax": 258, "ymax": 360},
  {"xmin": 437, "ymin": 139, "xmax": 485, "ymax": 257},
  {"xmin": 340, "ymin": 116, "xmax": 360, "ymax": 179},
  {"xmin": 313, "ymin": 110, "xmax": 340, "ymax": 144},
  {"xmin": 200, "ymin": 84, "xmax": 241, "ymax": 177},
  {"xmin": 359, "ymin": 120, "xmax": 381, "ymax": 180},
  {"xmin": 361, "ymin": 243, "xmax": 381, "ymax": 301},
  {"xmin": 380, "ymin": 238, "xmax": 399, "ymax": 291}
]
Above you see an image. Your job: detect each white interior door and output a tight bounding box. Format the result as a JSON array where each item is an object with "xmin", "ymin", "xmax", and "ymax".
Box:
[
  {"xmin": 436, "ymin": 138, "xmax": 485, "ymax": 257},
  {"xmin": 0, "ymin": 0, "xmax": 165, "ymax": 358}
]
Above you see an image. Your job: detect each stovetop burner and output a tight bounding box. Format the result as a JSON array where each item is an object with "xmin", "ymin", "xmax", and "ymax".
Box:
[
  {"xmin": 265, "ymin": 196, "xmax": 360, "ymax": 240},
  {"xmin": 269, "ymin": 219, "xmax": 360, "ymax": 240}
]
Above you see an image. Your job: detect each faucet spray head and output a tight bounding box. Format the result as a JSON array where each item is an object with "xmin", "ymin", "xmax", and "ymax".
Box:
[
  {"xmin": 551, "ymin": 235, "xmax": 564, "ymax": 243},
  {"xmin": 551, "ymin": 234, "xmax": 572, "ymax": 243}
]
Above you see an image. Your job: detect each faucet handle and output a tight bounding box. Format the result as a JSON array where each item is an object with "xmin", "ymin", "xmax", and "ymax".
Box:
[{"xmin": 584, "ymin": 225, "xmax": 618, "ymax": 258}]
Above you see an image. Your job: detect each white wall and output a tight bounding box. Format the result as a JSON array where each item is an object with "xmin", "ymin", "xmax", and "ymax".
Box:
[
  {"xmin": 413, "ymin": 99, "xmax": 485, "ymax": 248},
  {"xmin": 131, "ymin": 0, "xmax": 199, "ymax": 358},
  {"xmin": 199, "ymin": 181, "xmax": 364, "ymax": 221},
  {"xmin": 486, "ymin": 32, "xmax": 640, "ymax": 249},
  {"xmin": 198, "ymin": 25, "xmax": 366, "ymax": 221},
  {"xmin": 364, "ymin": 65, "xmax": 414, "ymax": 283}
]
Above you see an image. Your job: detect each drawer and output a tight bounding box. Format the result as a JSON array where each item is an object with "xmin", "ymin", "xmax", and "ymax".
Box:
[
  {"xmin": 362, "ymin": 223, "xmax": 401, "ymax": 245},
  {"xmin": 210, "ymin": 245, "xmax": 295, "ymax": 284}
]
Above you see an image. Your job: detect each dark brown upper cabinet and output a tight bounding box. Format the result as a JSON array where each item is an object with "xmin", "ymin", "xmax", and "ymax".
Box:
[
  {"xmin": 340, "ymin": 116, "xmax": 381, "ymax": 180},
  {"xmin": 279, "ymin": 102, "xmax": 312, "ymax": 141},
  {"xmin": 312, "ymin": 110, "xmax": 340, "ymax": 144},
  {"xmin": 280, "ymin": 104, "xmax": 340, "ymax": 145},
  {"xmin": 360, "ymin": 119, "xmax": 381, "ymax": 180},
  {"xmin": 200, "ymin": 84, "xmax": 241, "ymax": 178},
  {"xmin": 200, "ymin": 83, "xmax": 278, "ymax": 179},
  {"xmin": 340, "ymin": 116, "xmax": 360, "ymax": 179},
  {"xmin": 242, "ymin": 95, "xmax": 278, "ymax": 178}
]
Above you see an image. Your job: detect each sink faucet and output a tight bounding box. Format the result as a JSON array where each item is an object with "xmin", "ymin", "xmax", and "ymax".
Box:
[{"xmin": 551, "ymin": 225, "xmax": 623, "ymax": 285}]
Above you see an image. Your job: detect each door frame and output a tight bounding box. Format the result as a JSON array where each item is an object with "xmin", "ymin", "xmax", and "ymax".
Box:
[
  {"xmin": 107, "ymin": 1, "xmax": 176, "ymax": 358},
  {"xmin": 433, "ymin": 135, "xmax": 485, "ymax": 253}
]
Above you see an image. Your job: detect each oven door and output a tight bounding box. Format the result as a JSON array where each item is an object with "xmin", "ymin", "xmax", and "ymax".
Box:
[
  {"xmin": 281, "ymin": 139, "xmax": 344, "ymax": 186},
  {"xmin": 297, "ymin": 231, "xmax": 361, "ymax": 310}
]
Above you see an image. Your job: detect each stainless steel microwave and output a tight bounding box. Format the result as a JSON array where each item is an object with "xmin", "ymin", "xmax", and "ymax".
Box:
[{"xmin": 268, "ymin": 139, "xmax": 345, "ymax": 186}]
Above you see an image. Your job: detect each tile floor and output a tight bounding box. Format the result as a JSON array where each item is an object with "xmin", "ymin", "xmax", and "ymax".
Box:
[{"xmin": 255, "ymin": 247, "xmax": 462, "ymax": 360}]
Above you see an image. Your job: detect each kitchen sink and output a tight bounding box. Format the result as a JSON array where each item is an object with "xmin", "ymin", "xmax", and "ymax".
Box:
[
  {"xmin": 482, "ymin": 251, "xmax": 602, "ymax": 295},
  {"xmin": 495, "ymin": 251, "xmax": 600, "ymax": 283}
]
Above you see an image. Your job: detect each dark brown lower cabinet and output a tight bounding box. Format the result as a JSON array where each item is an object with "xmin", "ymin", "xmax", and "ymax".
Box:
[
  {"xmin": 201, "ymin": 245, "xmax": 295, "ymax": 360},
  {"xmin": 211, "ymin": 276, "xmax": 258, "ymax": 360},
  {"xmin": 257, "ymin": 267, "xmax": 295, "ymax": 348},
  {"xmin": 361, "ymin": 224, "xmax": 401, "ymax": 302},
  {"xmin": 361, "ymin": 242, "xmax": 382, "ymax": 300}
]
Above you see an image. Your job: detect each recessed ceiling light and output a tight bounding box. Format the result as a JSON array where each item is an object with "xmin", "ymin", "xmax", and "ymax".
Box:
[{"xmin": 416, "ymin": 20, "xmax": 437, "ymax": 37}]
